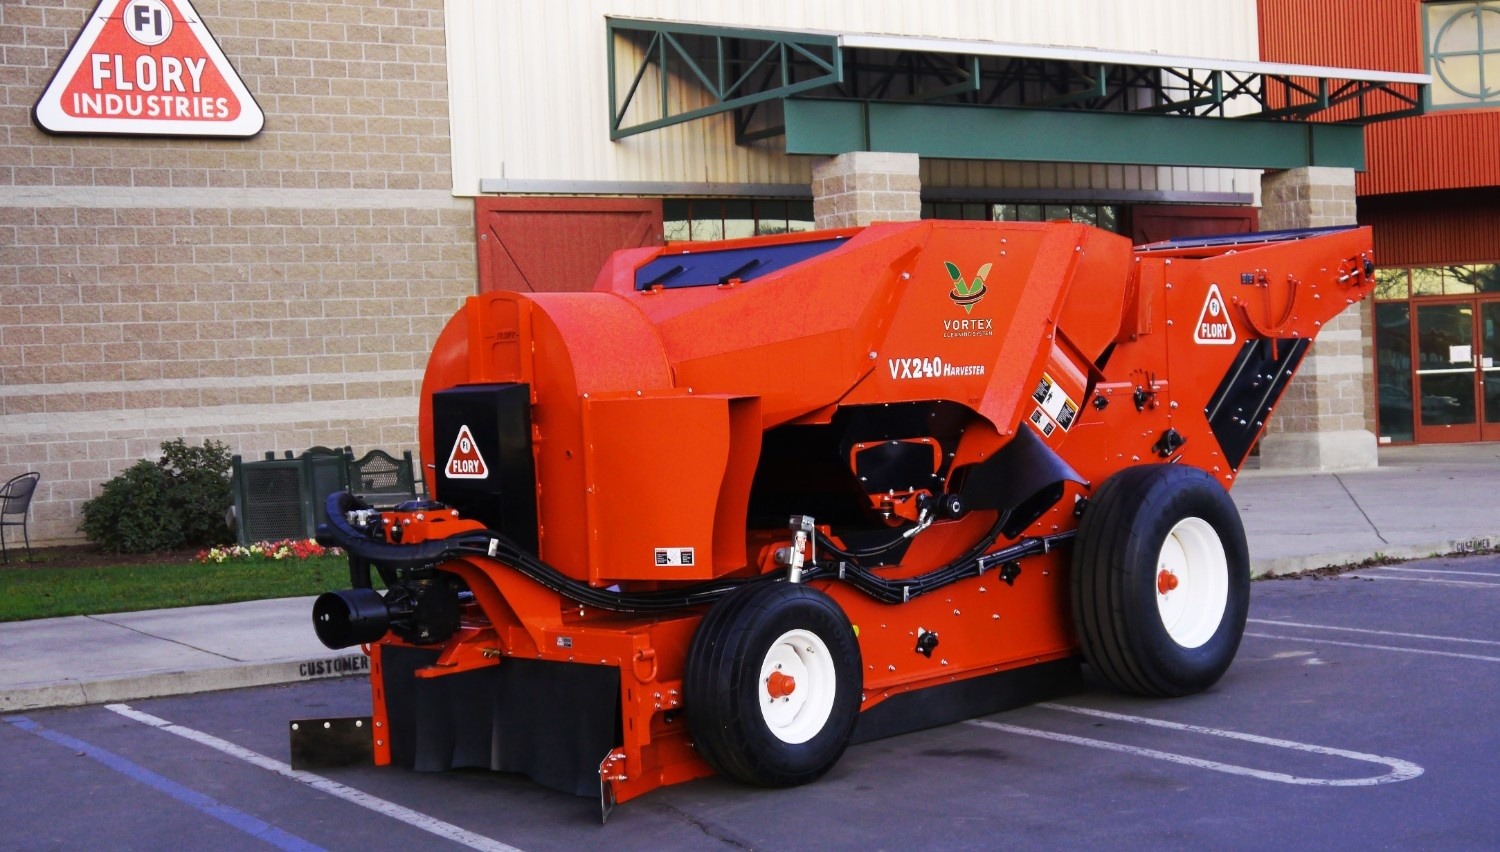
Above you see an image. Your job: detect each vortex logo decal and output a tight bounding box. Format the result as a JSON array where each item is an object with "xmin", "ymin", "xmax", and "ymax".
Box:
[{"xmin": 944, "ymin": 261, "xmax": 991, "ymax": 314}]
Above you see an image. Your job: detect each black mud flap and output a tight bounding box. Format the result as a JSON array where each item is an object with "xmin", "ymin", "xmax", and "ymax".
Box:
[
  {"xmin": 850, "ymin": 658, "xmax": 1083, "ymax": 744},
  {"xmin": 382, "ymin": 646, "xmax": 621, "ymax": 797},
  {"xmin": 289, "ymin": 716, "xmax": 374, "ymax": 770}
]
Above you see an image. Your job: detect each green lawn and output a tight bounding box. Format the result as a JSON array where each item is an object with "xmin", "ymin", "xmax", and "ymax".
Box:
[{"xmin": 0, "ymin": 556, "xmax": 356, "ymax": 622}]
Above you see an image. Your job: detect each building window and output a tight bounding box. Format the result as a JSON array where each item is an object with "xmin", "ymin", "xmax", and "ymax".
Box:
[
  {"xmin": 1375, "ymin": 301, "xmax": 1415, "ymax": 443},
  {"xmin": 920, "ymin": 202, "xmax": 1124, "ymax": 233},
  {"xmin": 1425, "ymin": 1, "xmax": 1500, "ymax": 110},
  {"xmin": 662, "ymin": 199, "xmax": 814, "ymax": 241},
  {"xmin": 1375, "ymin": 264, "xmax": 1500, "ymax": 299}
]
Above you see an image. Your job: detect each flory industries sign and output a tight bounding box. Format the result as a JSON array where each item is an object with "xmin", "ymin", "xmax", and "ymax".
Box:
[{"xmin": 32, "ymin": 0, "xmax": 263, "ymax": 137}]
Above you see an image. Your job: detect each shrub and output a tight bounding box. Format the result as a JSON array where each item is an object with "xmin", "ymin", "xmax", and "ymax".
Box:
[{"xmin": 81, "ymin": 438, "xmax": 234, "ymax": 553}]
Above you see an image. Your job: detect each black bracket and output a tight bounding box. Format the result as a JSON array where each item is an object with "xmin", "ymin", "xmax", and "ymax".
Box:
[
  {"xmin": 1132, "ymin": 386, "xmax": 1155, "ymax": 411},
  {"xmin": 1153, "ymin": 428, "xmax": 1186, "ymax": 458},
  {"xmin": 915, "ymin": 630, "xmax": 939, "ymax": 658},
  {"xmin": 999, "ymin": 561, "xmax": 1022, "ymax": 586}
]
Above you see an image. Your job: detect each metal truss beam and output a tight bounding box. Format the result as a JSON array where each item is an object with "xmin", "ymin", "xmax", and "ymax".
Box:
[
  {"xmin": 606, "ymin": 18, "xmax": 1428, "ymax": 155},
  {"xmin": 608, "ymin": 18, "xmax": 841, "ymax": 140}
]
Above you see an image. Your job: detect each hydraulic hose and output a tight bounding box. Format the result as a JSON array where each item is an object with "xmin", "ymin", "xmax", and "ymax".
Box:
[
  {"xmin": 318, "ymin": 492, "xmax": 1072, "ymax": 612},
  {"xmin": 317, "ymin": 492, "xmax": 765, "ymax": 613}
]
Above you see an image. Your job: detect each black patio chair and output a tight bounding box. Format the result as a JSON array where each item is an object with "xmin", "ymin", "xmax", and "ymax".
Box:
[{"xmin": 1, "ymin": 471, "xmax": 41, "ymax": 564}]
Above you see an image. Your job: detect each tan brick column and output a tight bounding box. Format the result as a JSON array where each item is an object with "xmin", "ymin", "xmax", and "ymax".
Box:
[
  {"xmin": 811, "ymin": 152, "xmax": 922, "ymax": 229},
  {"xmin": 1257, "ymin": 166, "xmax": 1378, "ymax": 471}
]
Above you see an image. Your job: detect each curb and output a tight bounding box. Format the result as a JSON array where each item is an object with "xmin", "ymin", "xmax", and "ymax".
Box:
[
  {"xmin": 1250, "ymin": 533, "xmax": 1499, "ymax": 578},
  {"xmin": 0, "ymin": 652, "xmax": 372, "ymax": 713}
]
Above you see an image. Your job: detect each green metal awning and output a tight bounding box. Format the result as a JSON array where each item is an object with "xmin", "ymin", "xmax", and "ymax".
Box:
[
  {"xmin": 607, "ymin": 17, "xmax": 1431, "ymax": 170},
  {"xmin": 782, "ymin": 100, "xmax": 1368, "ymax": 169}
]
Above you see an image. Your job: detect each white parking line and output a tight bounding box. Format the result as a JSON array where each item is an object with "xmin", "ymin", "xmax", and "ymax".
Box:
[
  {"xmin": 1366, "ymin": 566, "xmax": 1500, "ymax": 579},
  {"xmin": 1245, "ymin": 632, "xmax": 1500, "ymax": 663},
  {"xmin": 106, "ymin": 704, "xmax": 522, "ymax": 852},
  {"xmin": 967, "ymin": 703, "xmax": 1422, "ymax": 786},
  {"xmin": 1352, "ymin": 574, "xmax": 1500, "ymax": 589},
  {"xmin": 1248, "ymin": 618, "xmax": 1500, "ymax": 647}
]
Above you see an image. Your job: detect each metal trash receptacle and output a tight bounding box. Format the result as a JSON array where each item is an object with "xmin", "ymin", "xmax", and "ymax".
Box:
[{"xmin": 230, "ymin": 452, "xmax": 350, "ymax": 545}]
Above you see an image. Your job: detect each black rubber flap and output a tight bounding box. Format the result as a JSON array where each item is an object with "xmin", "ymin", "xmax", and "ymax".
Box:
[
  {"xmin": 382, "ymin": 646, "xmax": 620, "ymax": 797},
  {"xmin": 851, "ymin": 658, "xmax": 1082, "ymax": 744},
  {"xmin": 289, "ymin": 717, "xmax": 374, "ymax": 770}
]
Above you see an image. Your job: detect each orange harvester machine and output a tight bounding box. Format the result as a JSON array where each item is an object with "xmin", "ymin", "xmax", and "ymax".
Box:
[{"xmin": 311, "ymin": 220, "xmax": 1374, "ymax": 815}]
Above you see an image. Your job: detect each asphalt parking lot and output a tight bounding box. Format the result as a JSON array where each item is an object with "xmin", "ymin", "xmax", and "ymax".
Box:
[{"xmin": 5, "ymin": 553, "xmax": 1497, "ymax": 850}]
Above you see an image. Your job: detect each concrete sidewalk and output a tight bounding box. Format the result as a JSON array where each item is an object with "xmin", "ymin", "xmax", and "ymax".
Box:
[
  {"xmin": 0, "ymin": 596, "xmax": 360, "ymax": 713},
  {"xmin": 1233, "ymin": 442, "xmax": 1500, "ymax": 574},
  {"xmin": 3, "ymin": 444, "xmax": 1497, "ymax": 713}
]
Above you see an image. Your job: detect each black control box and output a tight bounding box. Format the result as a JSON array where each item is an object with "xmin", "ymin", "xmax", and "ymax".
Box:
[{"xmin": 431, "ymin": 383, "xmax": 538, "ymax": 555}]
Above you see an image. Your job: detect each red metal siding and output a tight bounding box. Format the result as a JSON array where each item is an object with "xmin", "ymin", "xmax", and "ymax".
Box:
[
  {"xmin": 1259, "ymin": 0, "xmax": 1422, "ymax": 73},
  {"xmin": 1259, "ymin": 0, "xmax": 1500, "ymax": 196},
  {"xmin": 474, "ymin": 198, "xmax": 662, "ymax": 294},
  {"xmin": 1362, "ymin": 113, "xmax": 1500, "ymax": 195},
  {"xmin": 1361, "ymin": 192, "xmax": 1500, "ymax": 266}
]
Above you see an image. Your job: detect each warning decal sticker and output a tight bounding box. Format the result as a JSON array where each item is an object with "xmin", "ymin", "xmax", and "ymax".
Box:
[
  {"xmin": 654, "ymin": 547, "xmax": 696, "ymax": 567},
  {"xmin": 32, "ymin": 0, "xmax": 264, "ymax": 137},
  {"xmin": 445, "ymin": 425, "xmax": 489, "ymax": 479},
  {"xmin": 1030, "ymin": 373, "xmax": 1079, "ymax": 432},
  {"xmin": 1193, "ymin": 283, "xmax": 1237, "ymax": 345},
  {"xmin": 1032, "ymin": 374, "xmax": 1055, "ymax": 406},
  {"xmin": 1029, "ymin": 407, "xmax": 1058, "ymax": 438},
  {"xmin": 1055, "ymin": 398, "xmax": 1078, "ymax": 430}
]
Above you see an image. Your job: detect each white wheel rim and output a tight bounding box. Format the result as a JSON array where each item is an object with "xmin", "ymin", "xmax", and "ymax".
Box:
[
  {"xmin": 1154, "ymin": 517, "xmax": 1229, "ymax": 649},
  {"xmin": 758, "ymin": 628, "xmax": 837, "ymax": 744}
]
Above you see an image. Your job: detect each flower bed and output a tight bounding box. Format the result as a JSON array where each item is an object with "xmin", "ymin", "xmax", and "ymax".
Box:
[{"xmin": 196, "ymin": 539, "xmax": 342, "ymax": 564}]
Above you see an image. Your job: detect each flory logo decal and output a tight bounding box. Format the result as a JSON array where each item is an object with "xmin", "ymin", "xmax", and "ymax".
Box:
[
  {"xmin": 944, "ymin": 261, "xmax": 990, "ymax": 314},
  {"xmin": 32, "ymin": 0, "xmax": 264, "ymax": 138}
]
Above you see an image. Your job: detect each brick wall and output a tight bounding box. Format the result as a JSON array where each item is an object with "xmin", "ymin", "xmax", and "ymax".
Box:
[
  {"xmin": 1258, "ymin": 166, "xmax": 1377, "ymax": 470},
  {"xmin": 0, "ymin": 0, "xmax": 476, "ymax": 546},
  {"xmin": 812, "ymin": 152, "xmax": 922, "ymax": 229}
]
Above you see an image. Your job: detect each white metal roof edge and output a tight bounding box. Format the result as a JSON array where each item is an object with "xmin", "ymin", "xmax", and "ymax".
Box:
[
  {"xmin": 837, "ymin": 33, "xmax": 1431, "ymax": 85},
  {"xmin": 607, "ymin": 17, "xmax": 1430, "ymax": 86}
]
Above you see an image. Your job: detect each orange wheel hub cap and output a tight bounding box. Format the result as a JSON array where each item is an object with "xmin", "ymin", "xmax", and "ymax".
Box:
[
  {"xmin": 1157, "ymin": 568, "xmax": 1180, "ymax": 595},
  {"xmin": 767, "ymin": 670, "xmax": 796, "ymax": 700}
]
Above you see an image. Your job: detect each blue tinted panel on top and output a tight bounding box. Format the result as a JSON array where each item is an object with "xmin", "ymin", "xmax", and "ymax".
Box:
[{"xmin": 634, "ymin": 237, "xmax": 848, "ymax": 290}]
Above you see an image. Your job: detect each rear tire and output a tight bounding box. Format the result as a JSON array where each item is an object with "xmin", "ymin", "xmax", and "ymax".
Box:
[
  {"xmin": 1070, "ymin": 464, "xmax": 1249, "ymax": 697},
  {"xmin": 685, "ymin": 582, "xmax": 862, "ymax": 786}
]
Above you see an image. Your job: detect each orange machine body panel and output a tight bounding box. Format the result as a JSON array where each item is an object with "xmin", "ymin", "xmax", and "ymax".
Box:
[{"xmin": 365, "ymin": 220, "xmax": 1373, "ymax": 807}]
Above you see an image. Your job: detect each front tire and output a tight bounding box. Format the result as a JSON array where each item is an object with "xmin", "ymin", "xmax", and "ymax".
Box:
[
  {"xmin": 685, "ymin": 582, "xmax": 862, "ymax": 787},
  {"xmin": 1070, "ymin": 464, "xmax": 1250, "ymax": 697}
]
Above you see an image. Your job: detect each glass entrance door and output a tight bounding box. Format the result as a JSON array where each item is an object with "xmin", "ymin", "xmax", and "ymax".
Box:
[
  {"xmin": 1483, "ymin": 302, "xmax": 1500, "ymax": 441},
  {"xmin": 1413, "ymin": 300, "xmax": 1500, "ymax": 443}
]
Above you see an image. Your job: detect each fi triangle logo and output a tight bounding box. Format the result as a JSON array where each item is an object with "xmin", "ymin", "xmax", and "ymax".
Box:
[
  {"xmin": 1193, "ymin": 283, "xmax": 1237, "ymax": 346},
  {"xmin": 445, "ymin": 425, "xmax": 490, "ymax": 480},
  {"xmin": 32, "ymin": 0, "xmax": 264, "ymax": 138}
]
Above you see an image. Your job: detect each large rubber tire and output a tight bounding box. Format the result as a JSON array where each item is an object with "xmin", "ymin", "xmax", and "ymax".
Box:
[
  {"xmin": 685, "ymin": 582, "xmax": 862, "ymax": 787},
  {"xmin": 1070, "ymin": 464, "xmax": 1250, "ymax": 697}
]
